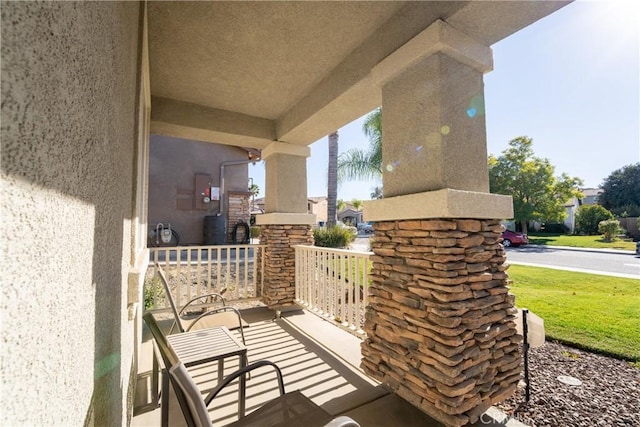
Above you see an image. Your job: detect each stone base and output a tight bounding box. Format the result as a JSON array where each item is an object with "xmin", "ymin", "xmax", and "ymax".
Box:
[
  {"xmin": 361, "ymin": 218, "xmax": 522, "ymax": 427},
  {"xmin": 260, "ymin": 224, "xmax": 313, "ymax": 308}
]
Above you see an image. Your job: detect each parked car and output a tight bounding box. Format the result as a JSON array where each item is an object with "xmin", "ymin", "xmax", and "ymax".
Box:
[
  {"xmin": 335, "ymin": 221, "xmax": 358, "ymax": 236},
  {"xmin": 636, "ymin": 241, "xmax": 640, "ymax": 255},
  {"xmin": 502, "ymin": 229, "xmax": 528, "ymax": 247},
  {"xmin": 357, "ymin": 222, "xmax": 374, "ymax": 233}
]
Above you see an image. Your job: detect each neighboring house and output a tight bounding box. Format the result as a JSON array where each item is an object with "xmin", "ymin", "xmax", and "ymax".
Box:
[
  {"xmin": 564, "ymin": 188, "xmax": 604, "ymax": 233},
  {"xmin": 338, "ymin": 206, "xmax": 363, "ymax": 226},
  {"xmin": 308, "ymin": 197, "xmax": 328, "ymax": 225},
  {"xmin": 247, "ymin": 192, "xmax": 367, "ymax": 230},
  {"xmin": 149, "ymin": 135, "xmax": 257, "ymax": 245},
  {"xmin": 504, "ymin": 188, "xmax": 603, "ymax": 234}
]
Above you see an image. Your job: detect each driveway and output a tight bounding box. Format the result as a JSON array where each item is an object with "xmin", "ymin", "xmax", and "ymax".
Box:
[{"xmin": 350, "ymin": 236, "xmax": 371, "ymax": 252}]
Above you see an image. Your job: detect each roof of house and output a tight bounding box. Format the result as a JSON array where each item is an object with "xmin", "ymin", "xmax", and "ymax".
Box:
[
  {"xmin": 308, "ymin": 196, "xmax": 327, "ymax": 203},
  {"xmin": 581, "ymin": 187, "xmax": 603, "ymax": 197}
]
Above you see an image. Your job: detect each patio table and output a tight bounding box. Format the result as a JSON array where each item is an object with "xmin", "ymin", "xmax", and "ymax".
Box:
[{"xmin": 158, "ymin": 326, "xmax": 248, "ymax": 427}]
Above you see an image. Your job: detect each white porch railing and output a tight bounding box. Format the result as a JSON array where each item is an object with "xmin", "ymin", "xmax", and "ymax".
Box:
[
  {"xmin": 145, "ymin": 245, "xmax": 265, "ymax": 311},
  {"xmin": 294, "ymin": 245, "xmax": 372, "ymax": 333}
]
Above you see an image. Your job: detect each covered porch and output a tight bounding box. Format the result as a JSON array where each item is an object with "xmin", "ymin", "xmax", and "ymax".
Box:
[{"xmin": 2, "ymin": 2, "xmax": 573, "ymax": 426}]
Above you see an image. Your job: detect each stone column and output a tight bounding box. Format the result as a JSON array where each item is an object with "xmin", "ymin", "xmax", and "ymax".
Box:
[
  {"xmin": 361, "ymin": 21, "xmax": 521, "ymax": 426},
  {"xmin": 256, "ymin": 142, "xmax": 315, "ymax": 309}
]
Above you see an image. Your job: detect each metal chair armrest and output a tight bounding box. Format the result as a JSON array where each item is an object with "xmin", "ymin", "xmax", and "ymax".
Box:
[
  {"xmin": 203, "ymin": 360, "xmax": 285, "ymax": 406},
  {"xmin": 169, "ymin": 293, "xmax": 230, "ymax": 334},
  {"xmin": 186, "ymin": 306, "xmax": 247, "ymax": 346},
  {"xmin": 177, "ymin": 292, "xmax": 228, "ymax": 316}
]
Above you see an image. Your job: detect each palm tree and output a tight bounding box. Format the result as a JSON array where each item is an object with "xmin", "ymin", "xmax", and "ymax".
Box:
[
  {"xmin": 248, "ymin": 182, "xmax": 260, "ymax": 197},
  {"xmin": 327, "ymin": 131, "xmax": 339, "ymax": 227},
  {"xmin": 248, "ymin": 181, "xmax": 260, "ymax": 217},
  {"xmin": 338, "ymin": 108, "xmax": 382, "ymax": 183},
  {"xmin": 370, "ymin": 186, "xmax": 383, "ymax": 200}
]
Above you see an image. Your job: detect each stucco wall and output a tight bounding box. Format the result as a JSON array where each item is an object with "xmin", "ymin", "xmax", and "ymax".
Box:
[
  {"xmin": 148, "ymin": 135, "xmax": 250, "ymax": 244},
  {"xmin": 1, "ymin": 2, "xmax": 142, "ymax": 425}
]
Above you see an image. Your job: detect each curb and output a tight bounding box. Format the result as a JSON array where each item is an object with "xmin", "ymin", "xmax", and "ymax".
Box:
[{"xmin": 537, "ymin": 245, "xmax": 636, "ymax": 256}]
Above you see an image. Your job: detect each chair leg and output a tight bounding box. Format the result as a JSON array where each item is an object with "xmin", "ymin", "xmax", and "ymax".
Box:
[
  {"xmin": 161, "ymin": 368, "xmax": 169, "ymax": 427},
  {"xmin": 152, "ymin": 351, "xmax": 160, "ymax": 407},
  {"xmin": 238, "ymin": 353, "xmax": 247, "ymax": 418},
  {"xmin": 217, "ymin": 359, "xmax": 224, "ymax": 383}
]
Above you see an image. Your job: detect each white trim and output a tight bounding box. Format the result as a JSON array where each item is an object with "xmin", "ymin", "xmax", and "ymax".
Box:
[{"xmin": 255, "ymin": 213, "xmax": 316, "ymax": 225}]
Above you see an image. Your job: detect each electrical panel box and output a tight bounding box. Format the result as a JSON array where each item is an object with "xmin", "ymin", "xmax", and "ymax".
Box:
[{"xmin": 194, "ymin": 173, "xmax": 212, "ymax": 210}]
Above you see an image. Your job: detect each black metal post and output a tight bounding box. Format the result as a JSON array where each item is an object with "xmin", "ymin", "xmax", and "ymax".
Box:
[{"xmin": 523, "ymin": 308, "xmax": 531, "ymax": 402}]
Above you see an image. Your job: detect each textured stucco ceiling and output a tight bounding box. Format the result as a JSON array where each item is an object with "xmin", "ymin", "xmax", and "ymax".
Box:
[
  {"xmin": 147, "ymin": 1, "xmax": 571, "ymax": 148},
  {"xmin": 148, "ymin": 1, "xmax": 408, "ymax": 119}
]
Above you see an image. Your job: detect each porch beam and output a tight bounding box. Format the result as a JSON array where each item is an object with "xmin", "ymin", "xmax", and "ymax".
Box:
[
  {"xmin": 370, "ymin": 20, "xmax": 493, "ymax": 87},
  {"xmin": 275, "ymin": 2, "xmax": 469, "ymax": 146},
  {"xmin": 275, "ymin": 2, "xmax": 568, "ymax": 147},
  {"xmin": 150, "ymin": 96, "xmax": 275, "ymax": 149}
]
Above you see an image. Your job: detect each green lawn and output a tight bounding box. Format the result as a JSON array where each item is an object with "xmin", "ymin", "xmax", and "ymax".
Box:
[
  {"xmin": 527, "ymin": 233, "xmax": 637, "ymax": 251},
  {"xmin": 508, "ymin": 264, "xmax": 640, "ymax": 361}
]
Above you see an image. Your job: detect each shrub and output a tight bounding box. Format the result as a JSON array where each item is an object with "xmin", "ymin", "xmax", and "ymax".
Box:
[
  {"xmin": 575, "ymin": 204, "xmax": 614, "ymax": 235},
  {"xmin": 598, "ymin": 219, "xmax": 624, "ymax": 241},
  {"xmin": 313, "ymin": 226, "xmax": 356, "ymax": 248},
  {"xmin": 250, "ymin": 226, "xmax": 261, "ymax": 239},
  {"xmin": 144, "ymin": 277, "xmax": 163, "ymax": 310}
]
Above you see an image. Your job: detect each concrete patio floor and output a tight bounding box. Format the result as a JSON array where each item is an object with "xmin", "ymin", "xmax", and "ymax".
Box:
[{"xmin": 132, "ymin": 306, "xmax": 526, "ymax": 427}]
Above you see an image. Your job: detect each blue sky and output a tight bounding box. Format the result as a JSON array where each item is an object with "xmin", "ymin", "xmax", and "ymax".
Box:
[{"xmin": 250, "ymin": 0, "xmax": 639, "ymax": 201}]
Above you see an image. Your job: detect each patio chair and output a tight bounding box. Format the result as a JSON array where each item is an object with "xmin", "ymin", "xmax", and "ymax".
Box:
[
  {"xmin": 143, "ymin": 312, "xmax": 360, "ymax": 427},
  {"xmin": 154, "ymin": 264, "xmax": 248, "ymax": 345},
  {"xmin": 170, "ymin": 362, "xmax": 362, "ymax": 427}
]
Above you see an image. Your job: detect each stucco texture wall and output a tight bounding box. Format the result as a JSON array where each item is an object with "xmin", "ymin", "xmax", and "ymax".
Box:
[
  {"xmin": 1, "ymin": 2, "xmax": 141, "ymax": 426},
  {"xmin": 148, "ymin": 135, "xmax": 250, "ymax": 244}
]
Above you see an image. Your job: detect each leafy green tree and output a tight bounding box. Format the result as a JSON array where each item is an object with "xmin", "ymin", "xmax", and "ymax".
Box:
[
  {"xmin": 575, "ymin": 204, "xmax": 614, "ymax": 235},
  {"xmin": 489, "ymin": 136, "xmax": 583, "ymax": 233},
  {"xmin": 338, "ymin": 108, "xmax": 382, "ymax": 183},
  {"xmin": 337, "ymin": 199, "xmax": 346, "ymax": 212},
  {"xmin": 599, "ymin": 163, "xmax": 640, "ymax": 216}
]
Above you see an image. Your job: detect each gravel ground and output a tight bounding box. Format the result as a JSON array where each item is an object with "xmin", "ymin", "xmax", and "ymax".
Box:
[{"xmin": 494, "ymin": 341, "xmax": 640, "ymax": 427}]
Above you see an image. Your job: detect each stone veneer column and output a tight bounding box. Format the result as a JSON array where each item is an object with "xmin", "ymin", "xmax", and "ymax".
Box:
[
  {"xmin": 256, "ymin": 141, "xmax": 316, "ymax": 309},
  {"xmin": 259, "ymin": 224, "xmax": 313, "ymax": 307},
  {"xmin": 362, "ymin": 20, "xmax": 521, "ymax": 426},
  {"xmin": 361, "ymin": 217, "xmax": 521, "ymax": 426}
]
